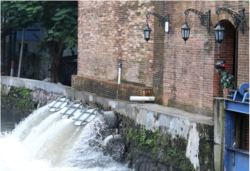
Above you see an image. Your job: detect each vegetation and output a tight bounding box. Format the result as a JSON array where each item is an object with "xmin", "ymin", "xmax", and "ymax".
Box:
[
  {"xmin": 126, "ymin": 126, "xmax": 195, "ymax": 171},
  {"xmin": 1, "ymin": 1, "xmax": 78, "ymax": 83},
  {"xmin": 12, "ymin": 86, "xmax": 32, "ymax": 109},
  {"xmin": 1, "ymin": 86, "xmax": 35, "ymax": 111}
]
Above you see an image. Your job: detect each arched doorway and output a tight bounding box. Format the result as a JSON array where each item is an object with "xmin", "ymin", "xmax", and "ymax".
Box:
[{"xmin": 213, "ymin": 19, "xmax": 237, "ymax": 97}]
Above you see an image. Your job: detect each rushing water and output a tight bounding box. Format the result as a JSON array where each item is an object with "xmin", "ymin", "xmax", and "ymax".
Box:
[{"xmin": 0, "ymin": 104, "xmax": 132, "ymax": 171}]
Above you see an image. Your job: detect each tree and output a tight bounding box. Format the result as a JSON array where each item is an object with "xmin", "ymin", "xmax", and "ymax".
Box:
[{"xmin": 1, "ymin": 1, "xmax": 78, "ymax": 83}]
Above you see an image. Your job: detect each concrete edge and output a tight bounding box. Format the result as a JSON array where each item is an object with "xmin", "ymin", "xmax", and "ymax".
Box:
[
  {"xmin": 1, "ymin": 76, "xmax": 213, "ymax": 126},
  {"xmin": 68, "ymin": 88, "xmax": 213, "ymax": 126},
  {"xmin": 1, "ymin": 76, "xmax": 69, "ymax": 95}
]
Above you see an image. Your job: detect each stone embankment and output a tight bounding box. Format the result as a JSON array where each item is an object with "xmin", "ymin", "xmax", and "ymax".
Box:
[
  {"xmin": 1, "ymin": 77, "xmax": 63, "ymax": 117},
  {"xmin": 1, "ymin": 76, "xmax": 214, "ymax": 171}
]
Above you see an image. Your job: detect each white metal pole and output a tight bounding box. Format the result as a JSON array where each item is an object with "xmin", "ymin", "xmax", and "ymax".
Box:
[
  {"xmin": 17, "ymin": 28, "xmax": 25, "ymax": 77},
  {"xmin": 118, "ymin": 63, "xmax": 122, "ymax": 84}
]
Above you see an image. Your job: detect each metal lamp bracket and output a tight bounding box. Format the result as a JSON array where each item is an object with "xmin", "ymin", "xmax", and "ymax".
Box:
[
  {"xmin": 146, "ymin": 13, "xmax": 169, "ymax": 28},
  {"xmin": 216, "ymin": 7, "xmax": 245, "ymax": 35},
  {"xmin": 184, "ymin": 9, "xmax": 211, "ymax": 33}
]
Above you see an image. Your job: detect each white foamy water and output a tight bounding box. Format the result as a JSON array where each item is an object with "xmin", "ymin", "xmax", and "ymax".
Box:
[{"xmin": 0, "ymin": 104, "xmax": 132, "ymax": 171}]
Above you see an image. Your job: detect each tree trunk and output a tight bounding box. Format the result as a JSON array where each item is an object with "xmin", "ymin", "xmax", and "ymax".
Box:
[
  {"xmin": 1, "ymin": 30, "xmax": 9, "ymax": 40},
  {"xmin": 49, "ymin": 41, "xmax": 65, "ymax": 83},
  {"xmin": 51, "ymin": 62, "xmax": 60, "ymax": 83}
]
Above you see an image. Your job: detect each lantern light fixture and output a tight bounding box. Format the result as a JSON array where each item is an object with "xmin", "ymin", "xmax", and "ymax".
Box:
[
  {"xmin": 181, "ymin": 22, "xmax": 190, "ymax": 43},
  {"xmin": 214, "ymin": 7, "xmax": 245, "ymax": 43},
  {"xmin": 143, "ymin": 24, "xmax": 151, "ymax": 42},
  {"xmin": 143, "ymin": 12, "xmax": 169, "ymax": 42},
  {"xmin": 181, "ymin": 9, "xmax": 211, "ymax": 43},
  {"xmin": 214, "ymin": 22, "xmax": 225, "ymax": 43}
]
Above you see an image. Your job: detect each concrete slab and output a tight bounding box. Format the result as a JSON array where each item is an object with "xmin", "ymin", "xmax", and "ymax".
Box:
[
  {"xmin": 69, "ymin": 88, "xmax": 213, "ymax": 126},
  {"xmin": 1, "ymin": 76, "xmax": 69, "ymax": 95},
  {"xmin": 140, "ymin": 104, "xmax": 213, "ymax": 125}
]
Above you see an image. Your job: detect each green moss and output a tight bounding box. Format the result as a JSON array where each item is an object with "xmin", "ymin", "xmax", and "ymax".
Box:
[
  {"xmin": 1, "ymin": 86, "xmax": 35, "ymax": 111},
  {"xmin": 196, "ymin": 123, "xmax": 214, "ymax": 170},
  {"xmin": 126, "ymin": 126, "xmax": 134, "ymax": 141},
  {"xmin": 126, "ymin": 124, "xmax": 195, "ymax": 170},
  {"xmin": 1, "ymin": 85, "xmax": 9, "ymax": 96}
]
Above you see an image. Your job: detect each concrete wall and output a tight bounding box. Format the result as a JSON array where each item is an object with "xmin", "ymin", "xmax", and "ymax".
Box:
[
  {"xmin": 1, "ymin": 76, "xmax": 215, "ymax": 170},
  {"xmin": 213, "ymin": 98, "xmax": 226, "ymax": 171},
  {"xmin": 1, "ymin": 77, "xmax": 64, "ymax": 122},
  {"xmin": 1, "ymin": 76, "xmax": 69, "ymax": 95},
  {"xmin": 69, "ymin": 87, "xmax": 214, "ymax": 170}
]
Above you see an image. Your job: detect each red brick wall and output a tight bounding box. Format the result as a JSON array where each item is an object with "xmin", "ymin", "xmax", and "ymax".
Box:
[
  {"xmin": 78, "ymin": 1, "xmax": 155, "ymax": 86},
  {"xmin": 163, "ymin": 1, "xmax": 215, "ymax": 115},
  {"xmin": 161, "ymin": 1, "xmax": 249, "ymax": 116},
  {"xmin": 78, "ymin": 1, "xmax": 249, "ymax": 116},
  {"xmin": 71, "ymin": 75, "xmax": 152, "ymax": 101},
  {"xmin": 238, "ymin": 13, "xmax": 249, "ymax": 86}
]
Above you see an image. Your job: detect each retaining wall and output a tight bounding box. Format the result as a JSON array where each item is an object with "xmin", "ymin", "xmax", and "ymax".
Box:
[
  {"xmin": 1, "ymin": 76, "xmax": 215, "ymax": 170},
  {"xmin": 1, "ymin": 76, "xmax": 63, "ymax": 117},
  {"xmin": 69, "ymin": 87, "xmax": 214, "ymax": 171}
]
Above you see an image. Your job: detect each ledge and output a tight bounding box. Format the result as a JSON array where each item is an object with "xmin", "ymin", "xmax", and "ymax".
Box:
[
  {"xmin": 1, "ymin": 76, "xmax": 213, "ymax": 127},
  {"xmin": 71, "ymin": 75, "xmax": 152, "ymax": 101},
  {"xmin": 1, "ymin": 76, "xmax": 69, "ymax": 95},
  {"xmin": 68, "ymin": 88, "xmax": 213, "ymax": 127}
]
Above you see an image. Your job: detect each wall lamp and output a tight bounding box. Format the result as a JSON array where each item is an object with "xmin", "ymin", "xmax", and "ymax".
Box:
[
  {"xmin": 215, "ymin": 7, "xmax": 245, "ymax": 43},
  {"xmin": 181, "ymin": 9, "xmax": 211, "ymax": 43},
  {"xmin": 143, "ymin": 13, "xmax": 169, "ymax": 42}
]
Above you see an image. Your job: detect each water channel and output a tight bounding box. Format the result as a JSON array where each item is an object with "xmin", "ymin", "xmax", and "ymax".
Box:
[
  {"xmin": 0, "ymin": 104, "xmax": 132, "ymax": 171},
  {"xmin": 1, "ymin": 109, "xmax": 22, "ymax": 133}
]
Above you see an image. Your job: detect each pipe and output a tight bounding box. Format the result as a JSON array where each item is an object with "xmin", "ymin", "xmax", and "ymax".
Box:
[
  {"xmin": 10, "ymin": 30, "xmax": 16, "ymax": 77},
  {"xmin": 2, "ymin": 34, "xmax": 6, "ymax": 75},
  {"xmin": 8, "ymin": 28, "xmax": 12, "ymax": 76},
  {"xmin": 18, "ymin": 28, "xmax": 25, "ymax": 77},
  {"xmin": 2, "ymin": 11, "xmax": 6, "ymax": 75},
  {"xmin": 118, "ymin": 63, "xmax": 122, "ymax": 84},
  {"xmin": 130, "ymin": 96, "xmax": 155, "ymax": 101},
  {"xmin": 103, "ymin": 111, "xmax": 119, "ymax": 128},
  {"xmin": 102, "ymin": 134, "xmax": 123, "ymax": 147}
]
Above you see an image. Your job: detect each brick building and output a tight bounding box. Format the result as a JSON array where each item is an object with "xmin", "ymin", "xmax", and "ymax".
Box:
[{"xmin": 76, "ymin": 1, "xmax": 249, "ymax": 117}]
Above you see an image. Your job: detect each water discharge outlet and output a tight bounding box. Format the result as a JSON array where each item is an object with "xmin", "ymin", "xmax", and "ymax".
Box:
[
  {"xmin": 0, "ymin": 102, "xmax": 131, "ymax": 171},
  {"xmin": 48, "ymin": 97, "xmax": 125, "ymax": 162},
  {"xmin": 48, "ymin": 97, "xmax": 125, "ymax": 161},
  {"xmin": 103, "ymin": 111, "xmax": 119, "ymax": 128},
  {"xmin": 48, "ymin": 96, "xmax": 100, "ymax": 126},
  {"xmin": 102, "ymin": 134, "xmax": 123, "ymax": 147},
  {"xmin": 48, "ymin": 96, "xmax": 121, "ymax": 128},
  {"xmin": 102, "ymin": 134, "xmax": 125, "ymax": 161}
]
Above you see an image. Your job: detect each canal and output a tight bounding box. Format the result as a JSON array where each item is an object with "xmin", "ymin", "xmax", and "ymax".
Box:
[
  {"xmin": 1, "ymin": 109, "xmax": 23, "ymax": 133},
  {"xmin": 0, "ymin": 105, "xmax": 132, "ymax": 171}
]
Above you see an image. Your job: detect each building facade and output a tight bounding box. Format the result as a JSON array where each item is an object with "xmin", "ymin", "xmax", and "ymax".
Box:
[{"xmin": 77, "ymin": 1, "xmax": 249, "ymax": 117}]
